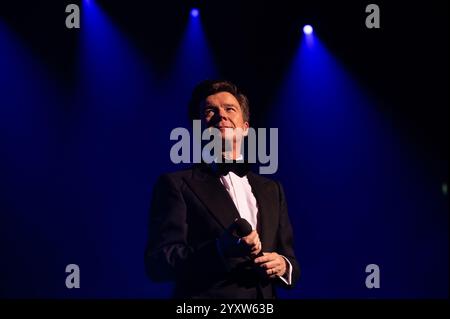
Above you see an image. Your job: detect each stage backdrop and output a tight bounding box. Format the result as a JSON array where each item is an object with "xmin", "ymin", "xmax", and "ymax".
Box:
[{"xmin": 0, "ymin": 0, "xmax": 448, "ymax": 298}]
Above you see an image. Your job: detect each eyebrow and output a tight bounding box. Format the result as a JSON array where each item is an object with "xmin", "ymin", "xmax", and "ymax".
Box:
[
  {"xmin": 204, "ymin": 103, "xmax": 238, "ymax": 109},
  {"xmin": 203, "ymin": 104, "xmax": 216, "ymax": 111},
  {"xmin": 223, "ymin": 104, "xmax": 238, "ymax": 108}
]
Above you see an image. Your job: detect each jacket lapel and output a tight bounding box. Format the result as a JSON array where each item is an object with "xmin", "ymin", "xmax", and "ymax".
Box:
[
  {"xmin": 247, "ymin": 172, "xmax": 279, "ymax": 250},
  {"xmin": 183, "ymin": 166, "xmax": 279, "ymax": 248},
  {"xmin": 183, "ymin": 165, "xmax": 240, "ymax": 230}
]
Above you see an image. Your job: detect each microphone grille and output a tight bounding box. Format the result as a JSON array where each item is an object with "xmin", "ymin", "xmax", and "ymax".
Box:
[{"xmin": 234, "ymin": 218, "xmax": 252, "ymax": 237}]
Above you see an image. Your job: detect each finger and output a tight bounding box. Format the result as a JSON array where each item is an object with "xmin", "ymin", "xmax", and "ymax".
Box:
[
  {"xmin": 246, "ymin": 242, "xmax": 260, "ymax": 256},
  {"xmin": 251, "ymin": 240, "xmax": 261, "ymax": 251},
  {"xmin": 242, "ymin": 231, "xmax": 258, "ymax": 246},
  {"xmin": 254, "ymin": 256, "xmax": 269, "ymax": 264},
  {"xmin": 249, "ymin": 234, "xmax": 260, "ymax": 247},
  {"xmin": 251, "ymin": 244, "xmax": 262, "ymax": 256},
  {"xmin": 250, "ymin": 238, "xmax": 260, "ymax": 248},
  {"xmin": 255, "ymin": 253, "xmax": 277, "ymax": 264},
  {"xmin": 266, "ymin": 267, "xmax": 279, "ymax": 277},
  {"xmin": 254, "ymin": 253, "xmax": 275, "ymax": 264},
  {"xmin": 260, "ymin": 260, "xmax": 279, "ymax": 270},
  {"xmin": 245, "ymin": 230, "xmax": 258, "ymax": 241}
]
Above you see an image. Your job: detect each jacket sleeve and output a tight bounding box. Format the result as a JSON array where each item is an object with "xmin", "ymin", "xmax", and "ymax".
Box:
[
  {"xmin": 276, "ymin": 181, "xmax": 301, "ymax": 288},
  {"xmin": 144, "ymin": 174, "xmax": 229, "ymax": 283}
]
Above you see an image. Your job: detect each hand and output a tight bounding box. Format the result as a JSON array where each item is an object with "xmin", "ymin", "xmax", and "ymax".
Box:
[
  {"xmin": 218, "ymin": 229, "xmax": 261, "ymax": 258},
  {"xmin": 254, "ymin": 252, "xmax": 287, "ymax": 278},
  {"xmin": 240, "ymin": 230, "xmax": 262, "ymax": 257}
]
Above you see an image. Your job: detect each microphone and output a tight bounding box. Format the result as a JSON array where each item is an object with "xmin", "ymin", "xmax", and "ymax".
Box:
[
  {"xmin": 234, "ymin": 217, "xmax": 253, "ymax": 237},
  {"xmin": 233, "ymin": 218, "xmax": 263, "ymax": 258}
]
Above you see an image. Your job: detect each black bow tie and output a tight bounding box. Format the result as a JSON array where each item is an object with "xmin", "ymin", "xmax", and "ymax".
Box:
[{"xmin": 211, "ymin": 161, "xmax": 251, "ymax": 177}]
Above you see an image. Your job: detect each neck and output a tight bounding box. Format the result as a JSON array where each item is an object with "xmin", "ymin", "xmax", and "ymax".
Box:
[
  {"xmin": 222, "ymin": 139, "xmax": 243, "ymax": 160},
  {"xmin": 222, "ymin": 150, "xmax": 242, "ymax": 160}
]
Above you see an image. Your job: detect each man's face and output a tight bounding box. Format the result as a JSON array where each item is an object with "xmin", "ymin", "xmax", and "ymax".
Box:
[{"xmin": 202, "ymin": 92, "xmax": 249, "ymax": 142}]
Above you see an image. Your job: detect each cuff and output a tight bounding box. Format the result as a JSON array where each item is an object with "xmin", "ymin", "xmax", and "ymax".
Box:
[{"xmin": 277, "ymin": 255, "xmax": 293, "ymax": 285}]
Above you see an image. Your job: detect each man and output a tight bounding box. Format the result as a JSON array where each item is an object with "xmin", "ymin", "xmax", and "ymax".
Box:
[{"xmin": 145, "ymin": 80, "xmax": 300, "ymax": 298}]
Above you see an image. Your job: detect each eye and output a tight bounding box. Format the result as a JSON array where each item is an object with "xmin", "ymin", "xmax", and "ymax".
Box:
[{"xmin": 226, "ymin": 107, "xmax": 235, "ymax": 112}]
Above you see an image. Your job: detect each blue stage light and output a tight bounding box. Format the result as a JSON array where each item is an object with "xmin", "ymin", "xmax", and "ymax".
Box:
[
  {"xmin": 303, "ymin": 25, "xmax": 313, "ymax": 35},
  {"xmin": 191, "ymin": 8, "xmax": 199, "ymax": 18}
]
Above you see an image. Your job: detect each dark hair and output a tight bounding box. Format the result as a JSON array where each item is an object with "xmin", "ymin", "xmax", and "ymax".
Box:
[{"xmin": 188, "ymin": 80, "xmax": 250, "ymax": 122}]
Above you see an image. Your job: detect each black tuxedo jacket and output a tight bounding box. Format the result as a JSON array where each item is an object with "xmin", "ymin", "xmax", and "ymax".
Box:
[{"xmin": 145, "ymin": 164, "xmax": 300, "ymax": 298}]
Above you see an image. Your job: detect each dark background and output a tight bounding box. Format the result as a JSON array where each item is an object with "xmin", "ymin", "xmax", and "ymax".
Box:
[{"xmin": 0, "ymin": 0, "xmax": 448, "ymax": 298}]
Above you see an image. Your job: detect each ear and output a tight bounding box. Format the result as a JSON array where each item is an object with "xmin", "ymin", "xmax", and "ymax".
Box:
[{"xmin": 242, "ymin": 121, "xmax": 250, "ymax": 137}]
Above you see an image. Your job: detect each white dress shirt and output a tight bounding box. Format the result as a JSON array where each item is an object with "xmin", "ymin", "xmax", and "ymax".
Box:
[{"xmin": 218, "ymin": 170, "xmax": 293, "ymax": 285}]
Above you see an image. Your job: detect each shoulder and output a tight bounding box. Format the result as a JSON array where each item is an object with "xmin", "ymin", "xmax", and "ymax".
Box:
[
  {"xmin": 155, "ymin": 168, "xmax": 194, "ymax": 186},
  {"xmin": 247, "ymin": 171, "xmax": 280, "ymax": 186},
  {"xmin": 247, "ymin": 171, "xmax": 285, "ymax": 196},
  {"xmin": 247, "ymin": 171, "xmax": 271, "ymax": 181},
  {"xmin": 160, "ymin": 168, "xmax": 194, "ymax": 180}
]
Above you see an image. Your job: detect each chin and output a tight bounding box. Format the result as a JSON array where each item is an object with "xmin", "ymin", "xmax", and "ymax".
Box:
[{"xmin": 220, "ymin": 135, "xmax": 235, "ymax": 142}]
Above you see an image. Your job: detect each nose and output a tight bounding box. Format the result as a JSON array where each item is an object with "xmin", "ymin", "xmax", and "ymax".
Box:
[
  {"xmin": 218, "ymin": 107, "xmax": 228, "ymax": 119},
  {"xmin": 210, "ymin": 107, "xmax": 228, "ymax": 124}
]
